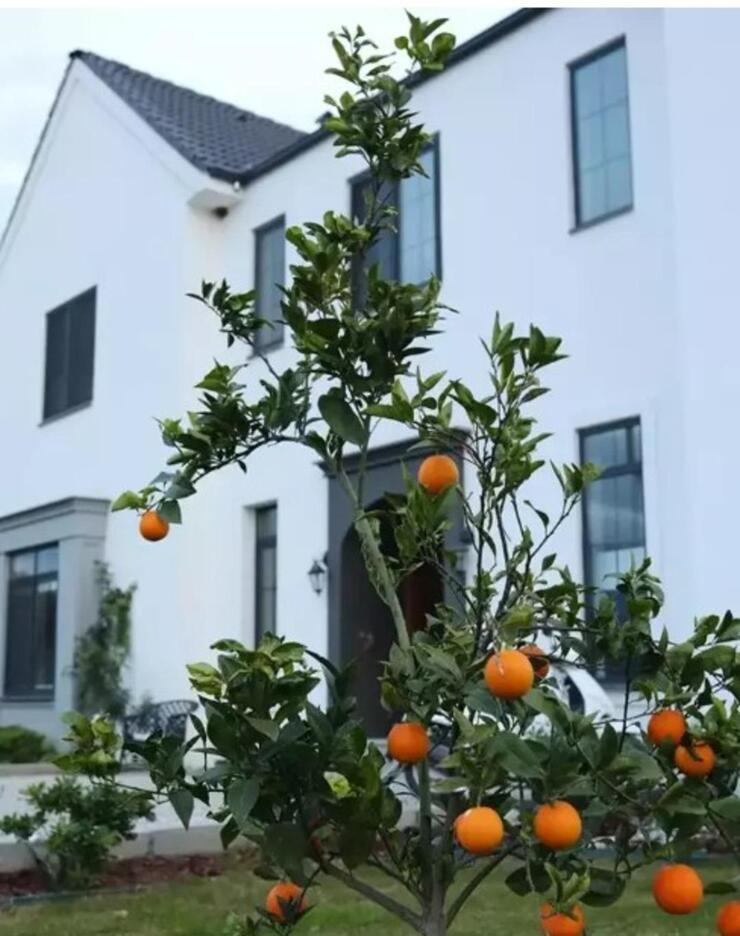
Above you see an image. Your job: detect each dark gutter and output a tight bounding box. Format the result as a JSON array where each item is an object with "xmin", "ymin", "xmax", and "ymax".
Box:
[{"xmin": 235, "ymin": 7, "xmax": 550, "ymax": 186}]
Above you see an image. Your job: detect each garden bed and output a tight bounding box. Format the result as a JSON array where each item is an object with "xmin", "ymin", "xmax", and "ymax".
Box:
[{"xmin": 0, "ymin": 853, "xmax": 224, "ymax": 904}]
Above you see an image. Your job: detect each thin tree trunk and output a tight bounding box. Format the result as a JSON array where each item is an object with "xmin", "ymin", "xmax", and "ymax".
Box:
[{"xmin": 422, "ymin": 914, "xmax": 446, "ymax": 936}]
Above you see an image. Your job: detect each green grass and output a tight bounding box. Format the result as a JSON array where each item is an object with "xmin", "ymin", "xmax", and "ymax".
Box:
[{"xmin": 0, "ymin": 857, "xmax": 734, "ymax": 935}]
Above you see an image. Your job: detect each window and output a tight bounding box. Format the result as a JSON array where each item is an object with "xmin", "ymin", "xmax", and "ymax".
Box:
[
  {"xmin": 580, "ymin": 418, "xmax": 645, "ymax": 622},
  {"xmin": 254, "ymin": 505, "xmax": 277, "ymax": 642},
  {"xmin": 351, "ymin": 140, "xmax": 440, "ymax": 302},
  {"xmin": 254, "ymin": 217, "xmax": 285, "ymax": 351},
  {"xmin": 570, "ymin": 39, "xmax": 633, "ymax": 227},
  {"xmin": 43, "ymin": 287, "xmax": 96, "ymax": 420},
  {"xmin": 4, "ymin": 544, "xmax": 58, "ymax": 698}
]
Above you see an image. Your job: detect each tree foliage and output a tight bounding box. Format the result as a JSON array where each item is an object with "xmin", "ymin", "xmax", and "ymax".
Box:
[{"xmin": 75, "ymin": 13, "xmax": 740, "ymax": 935}]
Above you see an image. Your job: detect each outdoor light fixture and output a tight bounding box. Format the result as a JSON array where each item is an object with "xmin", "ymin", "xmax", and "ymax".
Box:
[{"xmin": 308, "ymin": 557, "xmax": 327, "ymax": 595}]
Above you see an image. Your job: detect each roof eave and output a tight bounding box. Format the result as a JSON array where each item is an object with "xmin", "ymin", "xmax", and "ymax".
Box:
[{"xmin": 235, "ymin": 7, "xmax": 550, "ymax": 187}]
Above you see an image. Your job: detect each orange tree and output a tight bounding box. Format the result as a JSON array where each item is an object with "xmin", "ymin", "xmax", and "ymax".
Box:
[{"xmin": 62, "ymin": 15, "xmax": 740, "ymax": 936}]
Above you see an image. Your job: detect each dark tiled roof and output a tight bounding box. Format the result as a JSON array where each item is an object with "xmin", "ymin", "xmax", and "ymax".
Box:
[{"xmin": 71, "ymin": 50, "xmax": 307, "ymax": 182}]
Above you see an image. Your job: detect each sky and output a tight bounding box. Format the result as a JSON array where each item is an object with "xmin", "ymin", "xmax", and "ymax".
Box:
[{"xmin": 0, "ymin": 5, "xmax": 507, "ymax": 232}]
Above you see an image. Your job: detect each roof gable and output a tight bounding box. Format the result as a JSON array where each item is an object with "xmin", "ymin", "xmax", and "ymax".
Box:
[{"xmin": 71, "ymin": 51, "xmax": 307, "ymax": 182}]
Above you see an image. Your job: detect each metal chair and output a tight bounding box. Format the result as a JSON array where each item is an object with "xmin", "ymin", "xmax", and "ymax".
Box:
[{"xmin": 122, "ymin": 699, "xmax": 197, "ymax": 747}]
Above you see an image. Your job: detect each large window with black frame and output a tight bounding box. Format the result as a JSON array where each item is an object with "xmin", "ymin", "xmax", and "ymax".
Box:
[
  {"xmin": 351, "ymin": 138, "xmax": 441, "ymax": 305},
  {"xmin": 254, "ymin": 504, "xmax": 277, "ymax": 642},
  {"xmin": 4, "ymin": 544, "xmax": 59, "ymax": 698},
  {"xmin": 580, "ymin": 418, "xmax": 646, "ymax": 680},
  {"xmin": 570, "ymin": 38, "xmax": 633, "ymax": 228}
]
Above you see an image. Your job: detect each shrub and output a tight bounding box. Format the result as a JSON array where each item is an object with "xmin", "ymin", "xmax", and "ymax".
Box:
[
  {"xmin": 0, "ymin": 725, "xmax": 55, "ymax": 764},
  {"xmin": 0, "ymin": 775, "xmax": 153, "ymax": 889}
]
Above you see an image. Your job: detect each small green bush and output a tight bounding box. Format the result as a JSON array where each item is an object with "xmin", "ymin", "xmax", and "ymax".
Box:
[
  {"xmin": 0, "ymin": 776, "xmax": 154, "ymax": 889},
  {"xmin": 0, "ymin": 725, "xmax": 55, "ymax": 764}
]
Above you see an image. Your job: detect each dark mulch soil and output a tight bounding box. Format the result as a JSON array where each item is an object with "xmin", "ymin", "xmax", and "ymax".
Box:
[{"xmin": 0, "ymin": 853, "xmax": 225, "ymax": 898}]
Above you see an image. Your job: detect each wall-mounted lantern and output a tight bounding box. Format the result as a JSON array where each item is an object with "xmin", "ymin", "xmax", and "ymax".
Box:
[{"xmin": 308, "ymin": 557, "xmax": 328, "ymax": 595}]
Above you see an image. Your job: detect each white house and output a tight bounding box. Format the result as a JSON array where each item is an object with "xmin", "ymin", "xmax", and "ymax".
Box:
[{"xmin": 1, "ymin": 7, "xmax": 740, "ymax": 741}]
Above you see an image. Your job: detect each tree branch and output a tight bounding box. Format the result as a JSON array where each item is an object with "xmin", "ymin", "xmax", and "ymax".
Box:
[
  {"xmin": 322, "ymin": 861, "xmax": 423, "ymax": 931},
  {"xmin": 446, "ymin": 842, "xmax": 518, "ymax": 928}
]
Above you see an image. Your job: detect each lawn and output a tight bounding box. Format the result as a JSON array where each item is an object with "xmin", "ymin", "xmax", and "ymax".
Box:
[{"xmin": 0, "ymin": 856, "xmax": 733, "ymax": 935}]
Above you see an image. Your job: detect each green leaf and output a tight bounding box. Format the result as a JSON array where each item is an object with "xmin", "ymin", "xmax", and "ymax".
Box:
[
  {"xmin": 339, "ymin": 824, "xmax": 376, "ymax": 869},
  {"xmin": 246, "ymin": 716, "xmax": 279, "ymax": 741},
  {"xmin": 318, "ymin": 391, "xmax": 366, "ymax": 445},
  {"xmin": 705, "ymin": 880, "xmax": 739, "ymax": 895},
  {"xmin": 158, "ymin": 499, "xmax": 182, "ymax": 524},
  {"xmin": 263, "ymin": 823, "xmax": 307, "ymax": 877},
  {"xmin": 505, "ymin": 864, "xmax": 550, "ymax": 896},
  {"xmin": 712, "ymin": 797, "xmax": 740, "ymax": 822},
  {"xmin": 490, "ymin": 732, "xmax": 544, "ymax": 779},
  {"xmin": 227, "ymin": 778, "xmax": 260, "ymax": 829},
  {"xmin": 169, "ymin": 789, "xmax": 194, "ymax": 829},
  {"xmin": 111, "ymin": 490, "xmax": 142, "ymax": 511},
  {"xmin": 597, "ymin": 724, "xmax": 619, "ymax": 769}
]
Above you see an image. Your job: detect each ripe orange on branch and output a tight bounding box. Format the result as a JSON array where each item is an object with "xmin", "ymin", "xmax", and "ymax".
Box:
[
  {"xmin": 139, "ymin": 510, "xmax": 169, "ymax": 542},
  {"xmin": 647, "ymin": 709, "xmax": 686, "ymax": 746},
  {"xmin": 533, "ymin": 800, "xmax": 582, "ymax": 850},
  {"xmin": 652, "ymin": 864, "xmax": 704, "ymax": 915},
  {"xmin": 454, "ymin": 806, "xmax": 504, "ymax": 855},
  {"xmin": 717, "ymin": 901, "xmax": 740, "ymax": 936},
  {"xmin": 417, "ymin": 454, "xmax": 459, "ymax": 495},
  {"xmin": 484, "ymin": 649, "xmax": 535, "ymax": 699},
  {"xmin": 265, "ymin": 882, "xmax": 306, "ymax": 922},
  {"xmin": 539, "ymin": 903, "xmax": 585, "ymax": 936},
  {"xmin": 519, "ymin": 643, "xmax": 550, "ymax": 679},
  {"xmin": 387, "ymin": 722, "xmax": 430, "ymax": 764},
  {"xmin": 674, "ymin": 740, "xmax": 716, "ymax": 777}
]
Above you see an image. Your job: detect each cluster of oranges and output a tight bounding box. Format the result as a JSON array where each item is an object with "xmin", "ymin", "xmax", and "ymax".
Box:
[
  {"xmin": 651, "ymin": 865, "xmax": 740, "ymax": 935},
  {"xmin": 647, "ymin": 707, "xmax": 717, "ymax": 777}
]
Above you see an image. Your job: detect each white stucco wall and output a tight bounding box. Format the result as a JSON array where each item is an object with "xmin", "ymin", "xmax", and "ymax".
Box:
[{"xmin": 1, "ymin": 7, "xmax": 738, "ymax": 734}]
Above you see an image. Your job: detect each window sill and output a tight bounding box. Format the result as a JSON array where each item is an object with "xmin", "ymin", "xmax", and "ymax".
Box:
[
  {"xmin": 1, "ymin": 695, "xmax": 54, "ymax": 704},
  {"xmin": 39, "ymin": 400, "xmax": 92, "ymax": 427},
  {"xmin": 570, "ymin": 204, "xmax": 633, "ymax": 235}
]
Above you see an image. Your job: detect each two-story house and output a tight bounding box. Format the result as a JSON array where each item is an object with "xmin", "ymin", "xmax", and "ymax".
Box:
[{"xmin": 1, "ymin": 8, "xmax": 739, "ymax": 740}]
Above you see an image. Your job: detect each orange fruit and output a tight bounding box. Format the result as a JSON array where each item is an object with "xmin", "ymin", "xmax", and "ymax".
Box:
[
  {"xmin": 484, "ymin": 649, "xmax": 535, "ymax": 699},
  {"xmin": 387, "ymin": 722, "xmax": 430, "ymax": 764},
  {"xmin": 519, "ymin": 644, "xmax": 550, "ymax": 679},
  {"xmin": 265, "ymin": 882, "xmax": 306, "ymax": 922},
  {"xmin": 717, "ymin": 901, "xmax": 740, "ymax": 936},
  {"xmin": 540, "ymin": 903, "xmax": 585, "ymax": 936},
  {"xmin": 417, "ymin": 454, "xmax": 459, "ymax": 495},
  {"xmin": 454, "ymin": 806, "xmax": 504, "ymax": 855},
  {"xmin": 533, "ymin": 800, "xmax": 582, "ymax": 850},
  {"xmin": 647, "ymin": 709, "xmax": 686, "ymax": 746},
  {"xmin": 652, "ymin": 864, "xmax": 704, "ymax": 915},
  {"xmin": 139, "ymin": 510, "xmax": 169, "ymax": 542},
  {"xmin": 674, "ymin": 740, "xmax": 716, "ymax": 778}
]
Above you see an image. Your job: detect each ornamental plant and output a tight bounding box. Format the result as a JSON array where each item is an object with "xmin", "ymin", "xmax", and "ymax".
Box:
[{"xmin": 66, "ymin": 15, "xmax": 740, "ymax": 935}]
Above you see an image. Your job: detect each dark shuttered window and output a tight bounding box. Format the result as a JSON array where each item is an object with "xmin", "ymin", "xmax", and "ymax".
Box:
[
  {"xmin": 43, "ymin": 287, "xmax": 96, "ymax": 420},
  {"xmin": 254, "ymin": 217, "xmax": 285, "ymax": 351},
  {"xmin": 4, "ymin": 544, "xmax": 59, "ymax": 699},
  {"xmin": 254, "ymin": 505, "xmax": 277, "ymax": 642}
]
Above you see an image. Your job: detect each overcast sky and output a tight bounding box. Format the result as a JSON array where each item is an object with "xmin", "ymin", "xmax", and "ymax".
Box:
[{"xmin": 0, "ymin": 5, "xmax": 505, "ymax": 231}]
